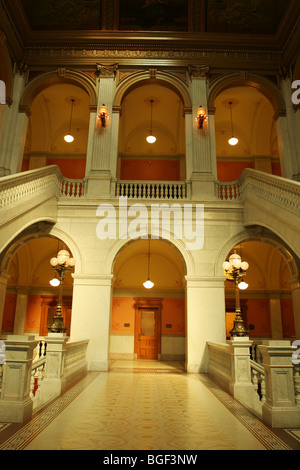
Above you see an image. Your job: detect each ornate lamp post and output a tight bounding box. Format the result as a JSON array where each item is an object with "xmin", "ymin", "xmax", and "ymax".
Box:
[
  {"xmin": 49, "ymin": 248, "xmax": 76, "ymax": 333},
  {"xmin": 223, "ymin": 250, "xmax": 249, "ymax": 337}
]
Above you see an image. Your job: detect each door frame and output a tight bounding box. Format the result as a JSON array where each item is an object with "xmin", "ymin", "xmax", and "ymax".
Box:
[{"xmin": 134, "ymin": 298, "xmax": 162, "ymax": 359}]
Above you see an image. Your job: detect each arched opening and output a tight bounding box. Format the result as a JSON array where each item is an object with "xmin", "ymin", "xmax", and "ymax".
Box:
[
  {"xmin": 224, "ymin": 240, "xmax": 296, "ymax": 341},
  {"xmin": 117, "ymin": 82, "xmax": 186, "ymax": 182},
  {"xmin": 1, "ymin": 235, "xmax": 76, "ymax": 337},
  {"xmin": 21, "ymin": 82, "xmax": 90, "ymax": 179},
  {"xmin": 214, "ymin": 86, "xmax": 281, "ymax": 182},
  {"xmin": 109, "ymin": 238, "xmax": 187, "ymax": 367}
]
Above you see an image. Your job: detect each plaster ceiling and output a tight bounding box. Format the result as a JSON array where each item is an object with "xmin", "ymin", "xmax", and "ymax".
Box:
[{"xmin": 17, "ymin": 0, "xmax": 290, "ymax": 34}]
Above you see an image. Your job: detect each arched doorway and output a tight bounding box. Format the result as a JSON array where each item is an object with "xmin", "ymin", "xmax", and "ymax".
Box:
[
  {"xmin": 214, "ymin": 86, "xmax": 281, "ymax": 182},
  {"xmin": 110, "ymin": 238, "xmax": 187, "ymax": 366},
  {"xmin": 1, "ymin": 234, "xmax": 76, "ymax": 337},
  {"xmin": 22, "ymin": 82, "xmax": 90, "ymax": 179},
  {"xmin": 117, "ymin": 82, "xmax": 186, "ymax": 182}
]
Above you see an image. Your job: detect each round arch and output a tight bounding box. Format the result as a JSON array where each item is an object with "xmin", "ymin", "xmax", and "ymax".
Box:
[
  {"xmin": 20, "ymin": 69, "xmax": 97, "ymax": 111},
  {"xmin": 0, "ymin": 221, "xmax": 83, "ymax": 275},
  {"xmin": 215, "ymin": 226, "xmax": 300, "ymax": 279},
  {"xmin": 103, "ymin": 235, "xmax": 195, "ymax": 279},
  {"xmin": 114, "ymin": 70, "xmax": 192, "ymax": 111},
  {"xmin": 208, "ymin": 72, "xmax": 286, "ymax": 118}
]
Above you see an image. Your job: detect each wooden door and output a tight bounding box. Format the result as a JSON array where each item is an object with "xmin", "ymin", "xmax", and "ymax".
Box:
[{"xmin": 137, "ymin": 308, "xmax": 158, "ymax": 359}]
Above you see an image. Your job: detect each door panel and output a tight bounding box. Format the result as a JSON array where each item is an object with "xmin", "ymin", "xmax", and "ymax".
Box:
[{"xmin": 138, "ymin": 309, "xmax": 158, "ymax": 359}]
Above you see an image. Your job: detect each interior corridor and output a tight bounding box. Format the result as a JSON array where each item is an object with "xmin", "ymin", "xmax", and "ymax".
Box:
[{"xmin": 0, "ymin": 361, "xmax": 299, "ymax": 451}]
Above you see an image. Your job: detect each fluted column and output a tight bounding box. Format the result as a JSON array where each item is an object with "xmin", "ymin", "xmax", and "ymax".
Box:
[
  {"xmin": 290, "ymin": 276, "xmax": 300, "ymax": 339},
  {"xmin": 188, "ymin": 66, "xmax": 216, "ymax": 199},
  {"xmin": 0, "ymin": 273, "xmax": 9, "ymax": 334},
  {"xmin": 85, "ymin": 64, "xmax": 118, "ymax": 198},
  {"xmin": 276, "ymin": 70, "xmax": 299, "ymax": 180},
  {"xmin": 13, "ymin": 288, "xmax": 29, "ymax": 335},
  {"xmin": 0, "ymin": 69, "xmax": 28, "ymax": 176}
]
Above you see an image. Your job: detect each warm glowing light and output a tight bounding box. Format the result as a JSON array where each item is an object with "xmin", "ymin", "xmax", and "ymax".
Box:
[
  {"xmin": 50, "ymin": 277, "xmax": 60, "ymax": 287},
  {"xmin": 146, "ymin": 135, "xmax": 156, "ymax": 144},
  {"xmin": 238, "ymin": 281, "xmax": 249, "ymax": 290},
  {"xmin": 64, "ymin": 134, "xmax": 74, "ymax": 143},
  {"xmin": 143, "ymin": 279, "xmax": 154, "ymax": 289},
  {"xmin": 228, "ymin": 136, "xmax": 238, "ymax": 146}
]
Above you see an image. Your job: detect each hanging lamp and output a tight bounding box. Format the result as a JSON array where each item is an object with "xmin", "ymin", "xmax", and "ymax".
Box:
[
  {"xmin": 146, "ymin": 99, "xmax": 156, "ymax": 144},
  {"xmin": 64, "ymin": 98, "xmax": 75, "ymax": 143},
  {"xmin": 228, "ymin": 101, "xmax": 238, "ymax": 146},
  {"xmin": 143, "ymin": 239, "xmax": 154, "ymax": 289}
]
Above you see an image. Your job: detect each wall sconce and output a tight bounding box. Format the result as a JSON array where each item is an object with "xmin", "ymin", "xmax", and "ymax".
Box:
[
  {"xmin": 196, "ymin": 105, "xmax": 207, "ymax": 129},
  {"xmin": 97, "ymin": 104, "xmax": 109, "ymax": 127}
]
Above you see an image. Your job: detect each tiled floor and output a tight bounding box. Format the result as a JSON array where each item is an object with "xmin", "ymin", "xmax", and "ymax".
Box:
[{"xmin": 0, "ymin": 360, "xmax": 299, "ymax": 451}]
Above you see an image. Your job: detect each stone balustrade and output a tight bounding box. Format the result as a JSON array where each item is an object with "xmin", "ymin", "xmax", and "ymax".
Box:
[
  {"xmin": 0, "ymin": 334, "xmax": 89, "ymax": 422},
  {"xmin": 116, "ymin": 180, "xmax": 189, "ymax": 200},
  {"xmin": 208, "ymin": 338, "xmax": 300, "ymax": 428}
]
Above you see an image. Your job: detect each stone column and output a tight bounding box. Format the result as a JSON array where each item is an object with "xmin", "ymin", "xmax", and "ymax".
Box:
[
  {"xmin": 13, "ymin": 288, "xmax": 29, "ymax": 335},
  {"xmin": 85, "ymin": 64, "xmax": 118, "ymax": 198},
  {"xmin": 38, "ymin": 333, "xmax": 69, "ymax": 404},
  {"xmin": 0, "ymin": 273, "xmax": 9, "ymax": 334},
  {"xmin": 70, "ymin": 273, "xmax": 113, "ymax": 371},
  {"xmin": 188, "ymin": 66, "xmax": 216, "ymax": 199},
  {"xmin": 186, "ymin": 276, "xmax": 226, "ymax": 373},
  {"xmin": 0, "ymin": 335, "xmax": 38, "ymax": 423},
  {"xmin": 259, "ymin": 340, "xmax": 300, "ymax": 428},
  {"xmin": 228, "ymin": 336, "xmax": 254, "ymax": 408},
  {"xmin": 290, "ymin": 276, "xmax": 300, "ymax": 339},
  {"xmin": 0, "ymin": 70, "xmax": 29, "ymax": 176},
  {"xmin": 269, "ymin": 292, "xmax": 283, "ymax": 340},
  {"xmin": 280, "ymin": 72, "xmax": 300, "ymax": 181}
]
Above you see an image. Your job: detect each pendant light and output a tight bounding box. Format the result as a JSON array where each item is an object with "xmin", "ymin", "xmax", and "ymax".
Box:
[
  {"xmin": 64, "ymin": 98, "xmax": 75, "ymax": 143},
  {"xmin": 228, "ymin": 101, "xmax": 238, "ymax": 146},
  {"xmin": 143, "ymin": 239, "xmax": 154, "ymax": 289},
  {"xmin": 146, "ymin": 99, "xmax": 156, "ymax": 144}
]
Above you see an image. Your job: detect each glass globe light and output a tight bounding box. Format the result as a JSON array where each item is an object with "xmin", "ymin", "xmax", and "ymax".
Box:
[
  {"xmin": 229, "ymin": 252, "xmax": 241, "ymax": 268},
  {"xmin": 143, "ymin": 279, "xmax": 154, "ymax": 289},
  {"xmin": 146, "ymin": 135, "xmax": 156, "ymax": 144},
  {"xmin": 50, "ymin": 277, "xmax": 60, "ymax": 287},
  {"xmin": 228, "ymin": 137, "xmax": 238, "ymax": 146},
  {"xmin": 223, "ymin": 261, "xmax": 231, "ymax": 271},
  {"xmin": 238, "ymin": 281, "xmax": 249, "ymax": 290},
  {"xmin": 241, "ymin": 261, "xmax": 249, "ymax": 271},
  {"xmin": 50, "ymin": 257, "xmax": 58, "ymax": 267},
  {"xmin": 64, "ymin": 134, "xmax": 74, "ymax": 143},
  {"xmin": 68, "ymin": 257, "xmax": 76, "ymax": 267},
  {"xmin": 57, "ymin": 249, "xmax": 70, "ymax": 265}
]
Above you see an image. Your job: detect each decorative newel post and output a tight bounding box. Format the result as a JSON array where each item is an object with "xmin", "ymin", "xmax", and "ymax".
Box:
[
  {"xmin": 259, "ymin": 340, "xmax": 300, "ymax": 428},
  {"xmin": 0, "ymin": 335, "xmax": 38, "ymax": 423}
]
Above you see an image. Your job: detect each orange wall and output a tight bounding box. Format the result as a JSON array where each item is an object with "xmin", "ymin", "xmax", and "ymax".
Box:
[
  {"xmin": 111, "ymin": 297, "xmax": 185, "ymax": 335},
  {"xmin": 217, "ymin": 161, "xmax": 254, "ymax": 182},
  {"xmin": 120, "ymin": 159, "xmax": 180, "ymax": 181},
  {"xmin": 2, "ymin": 294, "xmax": 16, "ymax": 331},
  {"xmin": 247, "ymin": 299, "xmax": 271, "ymax": 336},
  {"xmin": 21, "ymin": 157, "xmax": 86, "ymax": 179},
  {"xmin": 281, "ymin": 299, "xmax": 295, "ymax": 337}
]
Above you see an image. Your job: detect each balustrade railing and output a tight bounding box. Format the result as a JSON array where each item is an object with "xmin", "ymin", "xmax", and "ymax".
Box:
[
  {"xmin": 30, "ymin": 339, "xmax": 47, "ymax": 409},
  {"xmin": 116, "ymin": 181, "xmax": 188, "ymax": 200}
]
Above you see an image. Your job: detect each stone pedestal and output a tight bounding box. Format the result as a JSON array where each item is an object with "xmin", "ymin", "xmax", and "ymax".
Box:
[
  {"xmin": 228, "ymin": 336, "xmax": 254, "ymax": 408},
  {"xmin": 259, "ymin": 340, "xmax": 300, "ymax": 428},
  {"xmin": 0, "ymin": 335, "xmax": 38, "ymax": 423},
  {"xmin": 38, "ymin": 333, "xmax": 69, "ymax": 404}
]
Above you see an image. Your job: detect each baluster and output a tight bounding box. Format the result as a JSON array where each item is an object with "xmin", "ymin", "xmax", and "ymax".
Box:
[
  {"xmin": 260, "ymin": 374, "xmax": 266, "ymax": 403},
  {"xmin": 294, "ymin": 365, "xmax": 300, "ymax": 407}
]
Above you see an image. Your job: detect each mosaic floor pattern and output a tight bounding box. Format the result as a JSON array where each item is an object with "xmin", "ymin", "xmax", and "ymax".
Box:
[{"xmin": 0, "ymin": 362, "xmax": 297, "ymax": 451}]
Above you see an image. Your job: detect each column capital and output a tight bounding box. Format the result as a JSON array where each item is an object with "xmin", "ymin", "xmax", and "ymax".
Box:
[{"xmin": 188, "ymin": 65, "xmax": 210, "ymax": 80}]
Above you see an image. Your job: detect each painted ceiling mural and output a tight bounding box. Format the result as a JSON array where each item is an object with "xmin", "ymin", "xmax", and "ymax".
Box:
[{"xmin": 18, "ymin": 0, "xmax": 290, "ymax": 34}]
